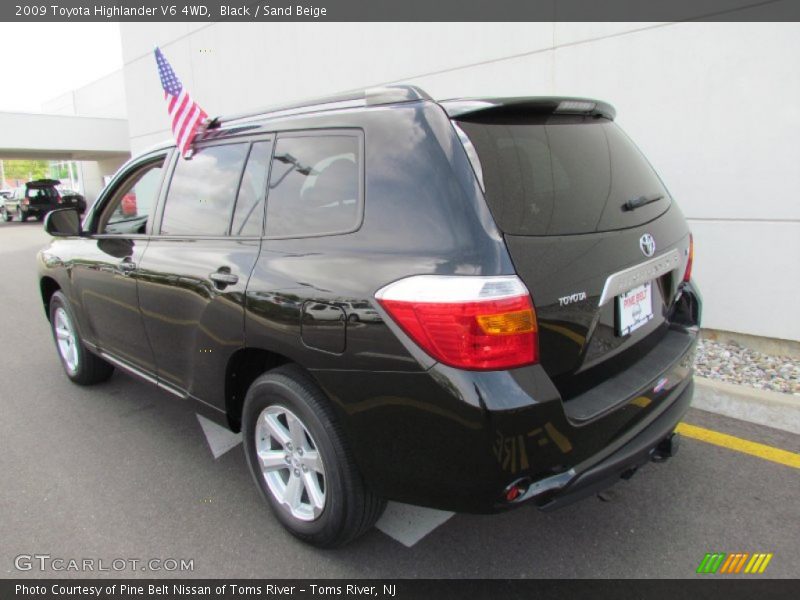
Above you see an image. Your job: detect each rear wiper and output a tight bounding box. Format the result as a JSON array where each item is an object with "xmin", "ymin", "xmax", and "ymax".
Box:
[{"xmin": 623, "ymin": 193, "xmax": 664, "ymax": 212}]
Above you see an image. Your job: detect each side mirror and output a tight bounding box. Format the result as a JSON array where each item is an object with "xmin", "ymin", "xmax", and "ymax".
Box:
[{"xmin": 44, "ymin": 208, "xmax": 82, "ymax": 237}]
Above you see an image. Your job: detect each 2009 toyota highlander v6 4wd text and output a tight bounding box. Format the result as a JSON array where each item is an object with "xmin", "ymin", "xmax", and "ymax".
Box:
[{"xmin": 38, "ymin": 86, "xmax": 700, "ymax": 547}]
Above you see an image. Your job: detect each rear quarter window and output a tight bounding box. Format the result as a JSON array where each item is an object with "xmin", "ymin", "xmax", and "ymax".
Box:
[{"xmin": 265, "ymin": 133, "xmax": 362, "ymax": 238}]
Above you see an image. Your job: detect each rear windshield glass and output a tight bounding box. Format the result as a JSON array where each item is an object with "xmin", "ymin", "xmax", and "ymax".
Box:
[
  {"xmin": 456, "ymin": 116, "xmax": 671, "ymax": 235},
  {"xmin": 26, "ymin": 187, "xmax": 57, "ymax": 199}
]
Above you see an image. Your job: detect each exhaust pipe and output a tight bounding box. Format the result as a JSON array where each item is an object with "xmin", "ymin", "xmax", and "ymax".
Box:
[{"xmin": 651, "ymin": 432, "xmax": 680, "ymax": 463}]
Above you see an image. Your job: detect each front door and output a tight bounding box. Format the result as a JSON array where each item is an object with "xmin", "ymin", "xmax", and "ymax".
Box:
[{"xmin": 69, "ymin": 153, "xmax": 168, "ymax": 373}]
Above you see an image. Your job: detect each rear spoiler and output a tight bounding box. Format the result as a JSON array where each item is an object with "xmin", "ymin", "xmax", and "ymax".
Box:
[
  {"xmin": 439, "ymin": 97, "xmax": 616, "ymax": 121},
  {"xmin": 26, "ymin": 179, "xmax": 61, "ymax": 187}
]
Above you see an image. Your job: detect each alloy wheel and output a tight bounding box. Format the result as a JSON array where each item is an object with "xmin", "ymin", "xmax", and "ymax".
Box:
[
  {"xmin": 255, "ymin": 405, "xmax": 326, "ymax": 521},
  {"xmin": 54, "ymin": 307, "xmax": 79, "ymax": 374}
]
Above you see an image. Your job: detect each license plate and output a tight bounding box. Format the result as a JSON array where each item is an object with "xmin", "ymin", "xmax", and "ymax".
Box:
[{"xmin": 616, "ymin": 282, "xmax": 654, "ymax": 336}]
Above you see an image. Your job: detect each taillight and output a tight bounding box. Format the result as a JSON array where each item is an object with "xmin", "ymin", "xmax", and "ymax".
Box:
[
  {"xmin": 683, "ymin": 234, "xmax": 694, "ymax": 283},
  {"xmin": 22, "ymin": 198, "xmax": 29, "ymax": 206},
  {"xmin": 375, "ymin": 275, "xmax": 538, "ymax": 370}
]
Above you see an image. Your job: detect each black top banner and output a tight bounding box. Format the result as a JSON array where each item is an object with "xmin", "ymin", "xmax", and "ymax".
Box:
[{"xmin": 3, "ymin": 0, "xmax": 800, "ymax": 22}]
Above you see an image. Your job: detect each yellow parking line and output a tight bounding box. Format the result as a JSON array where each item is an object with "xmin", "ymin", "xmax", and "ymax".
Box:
[{"xmin": 676, "ymin": 423, "xmax": 800, "ymax": 469}]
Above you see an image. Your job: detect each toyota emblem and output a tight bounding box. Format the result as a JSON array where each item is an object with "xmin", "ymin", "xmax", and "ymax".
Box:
[{"xmin": 640, "ymin": 233, "xmax": 656, "ymax": 257}]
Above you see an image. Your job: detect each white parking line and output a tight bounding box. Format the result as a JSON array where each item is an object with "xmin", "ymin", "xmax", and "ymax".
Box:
[
  {"xmin": 196, "ymin": 413, "xmax": 456, "ymax": 546},
  {"xmin": 375, "ymin": 502, "xmax": 455, "ymax": 547},
  {"xmin": 196, "ymin": 414, "xmax": 242, "ymax": 459}
]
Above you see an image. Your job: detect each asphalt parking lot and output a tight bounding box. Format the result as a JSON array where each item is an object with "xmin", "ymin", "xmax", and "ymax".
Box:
[{"xmin": 1, "ymin": 221, "xmax": 798, "ymax": 579}]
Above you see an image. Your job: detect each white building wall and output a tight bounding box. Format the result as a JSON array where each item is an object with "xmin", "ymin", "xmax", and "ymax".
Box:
[
  {"xmin": 43, "ymin": 70, "xmax": 128, "ymax": 119},
  {"xmin": 120, "ymin": 22, "xmax": 800, "ymax": 342},
  {"xmin": 40, "ymin": 70, "xmax": 130, "ymax": 203}
]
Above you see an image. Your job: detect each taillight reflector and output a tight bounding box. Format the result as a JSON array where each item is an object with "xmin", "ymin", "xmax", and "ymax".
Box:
[
  {"xmin": 375, "ymin": 275, "xmax": 538, "ymax": 370},
  {"xmin": 683, "ymin": 234, "xmax": 694, "ymax": 283}
]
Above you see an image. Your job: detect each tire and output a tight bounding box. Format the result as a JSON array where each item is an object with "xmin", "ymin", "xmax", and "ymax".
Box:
[
  {"xmin": 36, "ymin": 214, "xmax": 45, "ymax": 222},
  {"xmin": 17, "ymin": 208, "xmax": 27, "ymax": 222},
  {"xmin": 242, "ymin": 364, "xmax": 385, "ymax": 547},
  {"xmin": 1, "ymin": 208, "xmax": 10, "ymax": 222},
  {"xmin": 49, "ymin": 291, "xmax": 114, "ymax": 385},
  {"xmin": 348, "ymin": 313, "xmax": 359, "ymax": 323}
]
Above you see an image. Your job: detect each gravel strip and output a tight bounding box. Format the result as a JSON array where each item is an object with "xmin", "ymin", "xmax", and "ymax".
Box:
[{"xmin": 694, "ymin": 338, "xmax": 800, "ymax": 396}]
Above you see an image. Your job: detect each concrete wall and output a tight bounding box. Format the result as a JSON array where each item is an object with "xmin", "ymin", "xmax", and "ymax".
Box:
[
  {"xmin": 77, "ymin": 156, "xmax": 130, "ymax": 204},
  {"xmin": 119, "ymin": 22, "xmax": 800, "ymax": 342}
]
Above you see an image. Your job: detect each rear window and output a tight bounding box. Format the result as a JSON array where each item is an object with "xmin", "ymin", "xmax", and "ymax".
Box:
[
  {"xmin": 456, "ymin": 116, "xmax": 671, "ymax": 235},
  {"xmin": 26, "ymin": 187, "xmax": 57, "ymax": 199}
]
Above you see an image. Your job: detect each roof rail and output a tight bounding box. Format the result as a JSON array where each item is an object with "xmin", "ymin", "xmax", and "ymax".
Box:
[{"xmin": 208, "ymin": 85, "xmax": 431, "ymax": 129}]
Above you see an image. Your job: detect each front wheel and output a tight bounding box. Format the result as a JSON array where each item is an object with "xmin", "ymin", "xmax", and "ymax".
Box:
[
  {"xmin": 1, "ymin": 208, "xmax": 10, "ymax": 222},
  {"xmin": 242, "ymin": 365, "xmax": 385, "ymax": 547},
  {"xmin": 49, "ymin": 291, "xmax": 114, "ymax": 385},
  {"xmin": 17, "ymin": 208, "xmax": 27, "ymax": 222}
]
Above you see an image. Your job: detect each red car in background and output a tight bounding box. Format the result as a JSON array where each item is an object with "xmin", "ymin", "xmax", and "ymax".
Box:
[{"xmin": 121, "ymin": 192, "xmax": 138, "ymax": 216}]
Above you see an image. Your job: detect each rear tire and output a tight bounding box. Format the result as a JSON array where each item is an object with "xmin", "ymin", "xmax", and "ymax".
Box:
[
  {"xmin": 49, "ymin": 291, "xmax": 114, "ymax": 385},
  {"xmin": 17, "ymin": 208, "xmax": 26, "ymax": 222},
  {"xmin": 242, "ymin": 364, "xmax": 385, "ymax": 547}
]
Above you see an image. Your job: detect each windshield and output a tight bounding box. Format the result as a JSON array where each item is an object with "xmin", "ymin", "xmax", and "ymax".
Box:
[{"xmin": 456, "ymin": 116, "xmax": 671, "ymax": 235}]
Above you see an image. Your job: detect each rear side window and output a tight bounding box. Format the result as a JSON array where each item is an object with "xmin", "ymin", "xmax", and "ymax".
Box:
[
  {"xmin": 265, "ymin": 134, "xmax": 361, "ymax": 238},
  {"xmin": 457, "ymin": 117, "xmax": 671, "ymax": 235},
  {"xmin": 160, "ymin": 143, "xmax": 249, "ymax": 236}
]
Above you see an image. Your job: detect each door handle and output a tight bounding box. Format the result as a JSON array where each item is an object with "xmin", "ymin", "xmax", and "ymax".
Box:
[
  {"xmin": 209, "ymin": 269, "xmax": 239, "ymax": 287},
  {"xmin": 119, "ymin": 258, "xmax": 136, "ymax": 273}
]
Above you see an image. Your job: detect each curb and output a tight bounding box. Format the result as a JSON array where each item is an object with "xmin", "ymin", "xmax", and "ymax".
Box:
[{"xmin": 692, "ymin": 376, "xmax": 800, "ymax": 436}]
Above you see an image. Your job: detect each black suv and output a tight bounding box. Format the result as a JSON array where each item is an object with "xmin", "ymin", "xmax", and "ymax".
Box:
[
  {"xmin": 2, "ymin": 179, "xmax": 83, "ymax": 222},
  {"xmin": 38, "ymin": 86, "xmax": 700, "ymax": 547}
]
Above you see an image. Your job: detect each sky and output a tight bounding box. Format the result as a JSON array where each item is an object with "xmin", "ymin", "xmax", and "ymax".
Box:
[{"xmin": 0, "ymin": 23, "xmax": 123, "ymax": 113}]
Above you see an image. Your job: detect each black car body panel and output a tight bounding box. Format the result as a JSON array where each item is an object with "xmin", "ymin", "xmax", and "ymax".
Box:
[{"xmin": 37, "ymin": 87, "xmax": 701, "ymax": 514}]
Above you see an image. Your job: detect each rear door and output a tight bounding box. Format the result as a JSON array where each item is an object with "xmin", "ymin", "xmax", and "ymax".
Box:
[
  {"xmin": 137, "ymin": 137, "xmax": 273, "ymax": 405},
  {"xmin": 25, "ymin": 182, "xmax": 59, "ymax": 210},
  {"xmin": 455, "ymin": 114, "xmax": 691, "ymax": 385}
]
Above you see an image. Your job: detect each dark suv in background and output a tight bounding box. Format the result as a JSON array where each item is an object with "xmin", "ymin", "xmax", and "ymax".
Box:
[
  {"xmin": 2, "ymin": 179, "xmax": 85, "ymax": 222},
  {"xmin": 38, "ymin": 85, "xmax": 700, "ymax": 547}
]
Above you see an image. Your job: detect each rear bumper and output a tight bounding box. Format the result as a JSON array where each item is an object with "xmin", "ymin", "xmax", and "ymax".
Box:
[
  {"xmin": 311, "ymin": 289, "xmax": 700, "ymax": 513},
  {"xmin": 516, "ymin": 378, "xmax": 693, "ymax": 511},
  {"xmin": 21, "ymin": 205, "xmax": 54, "ymax": 215}
]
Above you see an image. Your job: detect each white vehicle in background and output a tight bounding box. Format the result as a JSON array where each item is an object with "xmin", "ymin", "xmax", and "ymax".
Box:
[{"xmin": 335, "ymin": 301, "xmax": 382, "ymax": 323}]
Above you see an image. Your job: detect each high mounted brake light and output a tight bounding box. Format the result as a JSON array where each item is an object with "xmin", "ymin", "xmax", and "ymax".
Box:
[
  {"xmin": 375, "ymin": 275, "xmax": 538, "ymax": 370},
  {"xmin": 556, "ymin": 100, "xmax": 597, "ymax": 113}
]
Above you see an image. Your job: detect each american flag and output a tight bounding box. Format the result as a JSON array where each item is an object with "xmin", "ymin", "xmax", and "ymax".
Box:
[{"xmin": 154, "ymin": 47, "xmax": 208, "ymax": 157}]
